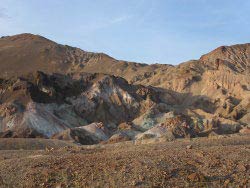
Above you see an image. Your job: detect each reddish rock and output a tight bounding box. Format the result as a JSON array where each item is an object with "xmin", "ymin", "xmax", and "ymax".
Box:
[
  {"xmin": 239, "ymin": 127, "xmax": 250, "ymax": 134},
  {"xmin": 187, "ymin": 172, "xmax": 206, "ymax": 182}
]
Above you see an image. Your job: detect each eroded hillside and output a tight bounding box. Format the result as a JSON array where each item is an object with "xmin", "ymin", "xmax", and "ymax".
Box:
[{"xmin": 0, "ymin": 33, "xmax": 250, "ymax": 144}]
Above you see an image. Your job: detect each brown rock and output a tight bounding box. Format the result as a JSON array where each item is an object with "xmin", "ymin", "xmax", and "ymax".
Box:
[
  {"xmin": 237, "ymin": 164, "xmax": 247, "ymax": 172},
  {"xmin": 224, "ymin": 179, "xmax": 231, "ymax": 187},
  {"xmin": 239, "ymin": 127, "xmax": 250, "ymax": 134},
  {"xmin": 187, "ymin": 172, "xmax": 205, "ymax": 182}
]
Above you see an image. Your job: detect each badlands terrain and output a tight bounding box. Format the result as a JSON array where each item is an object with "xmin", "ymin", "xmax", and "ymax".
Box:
[{"xmin": 0, "ymin": 33, "xmax": 249, "ymax": 187}]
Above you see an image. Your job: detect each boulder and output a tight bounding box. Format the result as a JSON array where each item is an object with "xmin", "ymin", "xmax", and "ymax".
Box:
[{"xmin": 52, "ymin": 122, "xmax": 110, "ymax": 145}]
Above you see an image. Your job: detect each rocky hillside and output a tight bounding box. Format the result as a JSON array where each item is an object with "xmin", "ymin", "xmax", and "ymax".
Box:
[
  {"xmin": 0, "ymin": 71, "xmax": 161, "ymax": 138},
  {"xmin": 0, "ymin": 33, "xmax": 249, "ymax": 144},
  {"xmin": 0, "ymin": 33, "xmax": 168, "ymax": 81}
]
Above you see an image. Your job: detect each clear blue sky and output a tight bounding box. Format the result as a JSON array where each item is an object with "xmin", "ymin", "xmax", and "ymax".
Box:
[{"xmin": 1, "ymin": 0, "xmax": 250, "ymax": 65}]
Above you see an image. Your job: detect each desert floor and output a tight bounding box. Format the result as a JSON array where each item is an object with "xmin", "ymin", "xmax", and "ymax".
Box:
[{"xmin": 0, "ymin": 134, "xmax": 249, "ymax": 188}]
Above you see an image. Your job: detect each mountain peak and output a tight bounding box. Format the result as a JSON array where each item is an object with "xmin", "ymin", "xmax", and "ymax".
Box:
[{"xmin": 200, "ymin": 43, "xmax": 250, "ymax": 72}]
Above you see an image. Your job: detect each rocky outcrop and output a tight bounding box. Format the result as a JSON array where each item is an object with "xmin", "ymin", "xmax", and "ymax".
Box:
[
  {"xmin": 52, "ymin": 122, "xmax": 110, "ymax": 145},
  {"xmin": 0, "ymin": 71, "xmax": 160, "ymax": 138}
]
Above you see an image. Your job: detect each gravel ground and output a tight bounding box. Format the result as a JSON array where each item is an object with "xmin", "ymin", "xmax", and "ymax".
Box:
[{"xmin": 0, "ymin": 134, "xmax": 249, "ymax": 187}]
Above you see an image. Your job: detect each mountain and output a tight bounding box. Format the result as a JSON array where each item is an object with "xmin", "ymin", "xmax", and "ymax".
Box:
[
  {"xmin": 0, "ymin": 33, "xmax": 169, "ymax": 81},
  {"xmin": 0, "ymin": 33, "xmax": 249, "ymax": 143},
  {"xmin": 0, "ymin": 33, "xmax": 113, "ymax": 77}
]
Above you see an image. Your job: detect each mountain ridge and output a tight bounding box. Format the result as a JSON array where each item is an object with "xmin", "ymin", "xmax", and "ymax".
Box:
[{"xmin": 0, "ymin": 33, "xmax": 250, "ymax": 143}]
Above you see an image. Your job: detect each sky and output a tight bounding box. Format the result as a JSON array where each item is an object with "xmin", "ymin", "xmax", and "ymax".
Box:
[{"xmin": 0, "ymin": 0, "xmax": 250, "ymax": 65}]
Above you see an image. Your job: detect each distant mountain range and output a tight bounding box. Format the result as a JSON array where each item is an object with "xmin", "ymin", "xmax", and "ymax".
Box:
[{"xmin": 0, "ymin": 33, "xmax": 249, "ymax": 143}]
